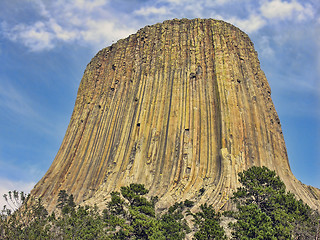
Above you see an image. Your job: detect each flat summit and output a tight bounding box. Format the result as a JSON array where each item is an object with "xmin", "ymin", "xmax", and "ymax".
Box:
[{"xmin": 31, "ymin": 18, "xmax": 320, "ymax": 212}]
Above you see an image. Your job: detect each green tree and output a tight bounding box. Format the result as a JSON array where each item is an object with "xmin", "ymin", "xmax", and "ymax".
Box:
[
  {"xmin": 54, "ymin": 190, "xmax": 108, "ymax": 239},
  {"xmin": 192, "ymin": 203, "xmax": 226, "ymax": 240},
  {"xmin": 160, "ymin": 201, "xmax": 191, "ymax": 240},
  {"xmin": 0, "ymin": 196, "xmax": 52, "ymax": 239},
  {"xmin": 56, "ymin": 190, "xmax": 69, "ymax": 209},
  {"xmin": 2, "ymin": 190, "xmax": 28, "ymax": 214},
  {"xmin": 120, "ymin": 183, "xmax": 161, "ymax": 239},
  {"xmin": 229, "ymin": 166, "xmax": 320, "ymax": 240},
  {"xmin": 103, "ymin": 184, "xmax": 191, "ymax": 239},
  {"xmin": 230, "ymin": 203, "xmax": 275, "ymax": 240}
]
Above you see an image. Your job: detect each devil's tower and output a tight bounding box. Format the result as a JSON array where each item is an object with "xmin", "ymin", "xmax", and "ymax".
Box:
[{"xmin": 31, "ymin": 19, "xmax": 320, "ymax": 212}]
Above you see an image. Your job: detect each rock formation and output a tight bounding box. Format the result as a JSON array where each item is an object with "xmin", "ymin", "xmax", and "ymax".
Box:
[{"xmin": 31, "ymin": 18, "xmax": 320, "ymax": 212}]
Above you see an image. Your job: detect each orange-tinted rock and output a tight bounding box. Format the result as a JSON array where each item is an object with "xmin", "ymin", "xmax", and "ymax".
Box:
[{"xmin": 31, "ymin": 19, "xmax": 320, "ymax": 212}]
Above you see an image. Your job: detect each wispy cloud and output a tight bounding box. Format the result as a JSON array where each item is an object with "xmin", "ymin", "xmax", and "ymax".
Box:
[
  {"xmin": 80, "ymin": 19, "xmax": 135, "ymax": 46},
  {"xmin": 3, "ymin": 21, "xmax": 54, "ymax": 51},
  {"xmin": 134, "ymin": 6, "xmax": 169, "ymax": 17},
  {"xmin": 260, "ymin": 0, "xmax": 314, "ymax": 21},
  {"xmin": 257, "ymin": 36, "xmax": 275, "ymax": 58},
  {"xmin": 0, "ymin": 0, "xmax": 317, "ymax": 51},
  {"xmin": 225, "ymin": 14, "xmax": 267, "ymax": 33},
  {"xmin": 1, "ymin": 0, "xmax": 135, "ymax": 51},
  {"xmin": 0, "ymin": 80, "xmax": 69, "ymax": 138},
  {"xmin": 159, "ymin": 0, "xmax": 234, "ymax": 7},
  {"xmin": 0, "ymin": 81, "xmax": 37, "ymax": 118}
]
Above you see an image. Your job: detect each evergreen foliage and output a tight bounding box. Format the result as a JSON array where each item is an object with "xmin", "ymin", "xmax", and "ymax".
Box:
[
  {"xmin": 228, "ymin": 166, "xmax": 320, "ymax": 239},
  {"xmin": 191, "ymin": 203, "xmax": 226, "ymax": 240},
  {"xmin": 0, "ymin": 167, "xmax": 319, "ymax": 239}
]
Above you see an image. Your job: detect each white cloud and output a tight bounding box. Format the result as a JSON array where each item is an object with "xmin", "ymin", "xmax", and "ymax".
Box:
[
  {"xmin": 1, "ymin": 0, "xmax": 317, "ymax": 51},
  {"xmin": 49, "ymin": 19, "xmax": 78, "ymax": 42},
  {"xmin": 1, "ymin": 0, "xmax": 134, "ymax": 51},
  {"xmin": 226, "ymin": 14, "xmax": 266, "ymax": 33},
  {"xmin": 258, "ymin": 36, "xmax": 275, "ymax": 58},
  {"xmin": 0, "ymin": 178, "xmax": 35, "ymax": 211},
  {"xmin": 160, "ymin": 0, "xmax": 233, "ymax": 6},
  {"xmin": 134, "ymin": 6, "xmax": 169, "ymax": 16},
  {"xmin": 215, "ymin": 0, "xmax": 233, "ymax": 4},
  {"xmin": 159, "ymin": 0, "xmax": 194, "ymax": 5},
  {"xmin": 72, "ymin": 0, "xmax": 107, "ymax": 12},
  {"xmin": 80, "ymin": 19, "xmax": 136, "ymax": 49},
  {"xmin": 260, "ymin": 0, "xmax": 314, "ymax": 21},
  {"xmin": 5, "ymin": 21, "xmax": 54, "ymax": 51}
]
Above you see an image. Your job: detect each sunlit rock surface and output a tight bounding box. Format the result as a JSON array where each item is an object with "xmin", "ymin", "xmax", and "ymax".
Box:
[{"xmin": 31, "ymin": 19, "xmax": 320, "ymax": 212}]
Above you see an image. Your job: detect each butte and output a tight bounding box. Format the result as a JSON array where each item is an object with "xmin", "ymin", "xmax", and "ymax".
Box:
[{"xmin": 31, "ymin": 19, "xmax": 320, "ymax": 212}]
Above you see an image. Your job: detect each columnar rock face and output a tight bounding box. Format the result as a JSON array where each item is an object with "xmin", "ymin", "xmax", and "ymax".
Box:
[{"xmin": 31, "ymin": 19, "xmax": 320, "ymax": 212}]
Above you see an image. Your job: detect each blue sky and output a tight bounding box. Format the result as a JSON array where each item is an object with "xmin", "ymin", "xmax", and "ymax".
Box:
[{"xmin": 0, "ymin": 0, "xmax": 319, "ymax": 208}]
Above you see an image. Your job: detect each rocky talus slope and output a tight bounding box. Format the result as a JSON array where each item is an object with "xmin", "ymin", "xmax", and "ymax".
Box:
[{"xmin": 31, "ymin": 19, "xmax": 320, "ymax": 212}]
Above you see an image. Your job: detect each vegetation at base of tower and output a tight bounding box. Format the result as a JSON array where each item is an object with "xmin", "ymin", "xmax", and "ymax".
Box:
[
  {"xmin": 226, "ymin": 166, "xmax": 320, "ymax": 240},
  {"xmin": 190, "ymin": 203, "xmax": 226, "ymax": 240},
  {"xmin": 0, "ymin": 196, "xmax": 52, "ymax": 239},
  {"xmin": 0, "ymin": 167, "xmax": 319, "ymax": 239}
]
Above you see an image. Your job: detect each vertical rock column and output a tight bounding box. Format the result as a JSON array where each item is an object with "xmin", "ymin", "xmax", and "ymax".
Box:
[{"xmin": 31, "ymin": 19, "xmax": 320, "ymax": 212}]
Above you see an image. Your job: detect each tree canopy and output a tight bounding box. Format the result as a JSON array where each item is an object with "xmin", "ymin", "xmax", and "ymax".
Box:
[
  {"xmin": 1, "ymin": 166, "xmax": 319, "ymax": 239},
  {"xmin": 228, "ymin": 166, "xmax": 320, "ymax": 240}
]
